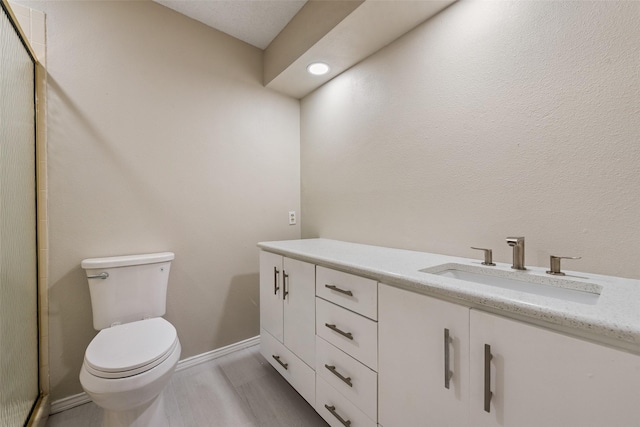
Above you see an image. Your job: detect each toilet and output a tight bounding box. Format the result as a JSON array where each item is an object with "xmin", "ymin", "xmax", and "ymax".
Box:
[{"xmin": 79, "ymin": 252, "xmax": 181, "ymax": 427}]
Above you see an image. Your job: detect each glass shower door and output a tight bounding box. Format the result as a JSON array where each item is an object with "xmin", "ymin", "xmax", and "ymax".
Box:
[{"xmin": 0, "ymin": 2, "xmax": 39, "ymax": 425}]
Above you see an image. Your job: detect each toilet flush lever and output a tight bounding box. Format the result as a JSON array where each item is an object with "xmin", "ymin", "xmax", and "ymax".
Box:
[{"xmin": 87, "ymin": 272, "xmax": 109, "ymax": 279}]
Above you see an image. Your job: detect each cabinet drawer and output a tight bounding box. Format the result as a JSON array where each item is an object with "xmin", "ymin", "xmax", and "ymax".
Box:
[
  {"xmin": 316, "ymin": 336, "xmax": 377, "ymax": 421},
  {"xmin": 260, "ymin": 328, "xmax": 315, "ymax": 406},
  {"xmin": 316, "ymin": 375, "xmax": 376, "ymax": 427},
  {"xmin": 316, "ymin": 298, "xmax": 378, "ymax": 371},
  {"xmin": 316, "ymin": 266, "xmax": 377, "ymax": 320}
]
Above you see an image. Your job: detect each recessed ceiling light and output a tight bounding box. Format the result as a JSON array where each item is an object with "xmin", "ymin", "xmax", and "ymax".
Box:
[{"xmin": 307, "ymin": 62, "xmax": 330, "ymax": 76}]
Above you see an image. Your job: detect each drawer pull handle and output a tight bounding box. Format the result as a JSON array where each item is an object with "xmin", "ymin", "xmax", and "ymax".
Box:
[
  {"xmin": 444, "ymin": 328, "xmax": 452, "ymax": 389},
  {"xmin": 324, "ymin": 404, "xmax": 351, "ymax": 427},
  {"xmin": 282, "ymin": 271, "xmax": 289, "ymax": 301},
  {"xmin": 325, "ymin": 364, "xmax": 353, "ymax": 387},
  {"xmin": 484, "ymin": 344, "xmax": 493, "ymax": 413},
  {"xmin": 325, "ymin": 284, "xmax": 353, "ymax": 296},
  {"xmin": 272, "ymin": 355, "xmax": 288, "ymax": 370},
  {"xmin": 325, "ymin": 323, "xmax": 354, "ymax": 340},
  {"xmin": 273, "ymin": 267, "xmax": 279, "ymax": 295}
]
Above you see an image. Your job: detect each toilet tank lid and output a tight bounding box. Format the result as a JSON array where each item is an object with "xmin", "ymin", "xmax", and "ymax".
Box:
[{"xmin": 81, "ymin": 252, "xmax": 175, "ymax": 269}]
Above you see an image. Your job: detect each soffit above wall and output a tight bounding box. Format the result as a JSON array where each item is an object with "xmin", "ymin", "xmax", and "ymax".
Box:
[
  {"xmin": 263, "ymin": 0, "xmax": 364, "ymax": 87},
  {"xmin": 265, "ymin": 0, "xmax": 457, "ymax": 99}
]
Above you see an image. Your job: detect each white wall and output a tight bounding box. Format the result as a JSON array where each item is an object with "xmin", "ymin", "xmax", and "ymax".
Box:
[
  {"xmin": 301, "ymin": 1, "xmax": 640, "ymax": 279},
  {"xmin": 22, "ymin": 0, "xmax": 300, "ymax": 400},
  {"xmin": 21, "ymin": 0, "xmax": 640, "ymax": 402}
]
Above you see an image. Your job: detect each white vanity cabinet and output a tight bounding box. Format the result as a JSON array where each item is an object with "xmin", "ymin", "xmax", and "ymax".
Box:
[
  {"xmin": 259, "ymin": 251, "xmax": 316, "ymax": 404},
  {"xmin": 378, "ymin": 283, "xmax": 470, "ymax": 427},
  {"xmin": 315, "ymin": 267, "xmax": 378, "ymax": 427},
  {"xmin": 259, "ymin": 241, "xmax": 640, "ymax": 427},
  {"xmin": 378, "ymin": 283, "xmax": 640, "ymax": 426},
  {"xmin": 469, "ymin": 310, "xmax": 640, "ymax": 427}
]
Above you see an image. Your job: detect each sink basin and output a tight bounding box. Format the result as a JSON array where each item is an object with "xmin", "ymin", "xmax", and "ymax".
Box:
[{"xmin": 420, "ymin": 263, "xmax": 601, "ymax": 305}]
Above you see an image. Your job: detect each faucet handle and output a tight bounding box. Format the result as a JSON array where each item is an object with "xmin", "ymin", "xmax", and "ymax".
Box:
[
  {"xmin": 471, "ymin": 247, "xmax": 496, "ymax": 266},
  {"xmin": 546, "ymin": 255, "xmax": 581, "ymax": 276}
]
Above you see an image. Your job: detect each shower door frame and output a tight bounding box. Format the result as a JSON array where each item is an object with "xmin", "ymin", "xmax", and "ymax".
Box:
[{"xmin": 0, "ymin": 0, "xmax": 49, "ymax": 425}]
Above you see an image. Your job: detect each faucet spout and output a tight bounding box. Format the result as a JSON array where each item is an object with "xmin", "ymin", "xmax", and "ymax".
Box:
[{"xmin": 506, "ymin": 236, "xmax": 526, "ymax": 270}]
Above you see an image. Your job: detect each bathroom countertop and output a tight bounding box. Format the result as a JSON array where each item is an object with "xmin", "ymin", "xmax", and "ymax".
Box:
[{"xmin": 258, "ymin": 238, "xmax": 640, "ymax": 350}]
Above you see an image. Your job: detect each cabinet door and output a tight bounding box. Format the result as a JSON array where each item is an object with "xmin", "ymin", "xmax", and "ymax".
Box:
[
  {"xmin": 259, "ymin": 251, "xmax": 283, "ymax": 342},
  {"xmin": 470, "ymin": 310, "xmax": 640, "ymax": 427},
  {"xmin": 283, "ymin": 257, "xmax": 316, "ymax": 368},
  {"xmin": 378, "ymin": 284, "xmax": 470, "ymax": 427},
  {"xmin": 260, "ymin": 328, "xmax": 315, "ymax": 406}
]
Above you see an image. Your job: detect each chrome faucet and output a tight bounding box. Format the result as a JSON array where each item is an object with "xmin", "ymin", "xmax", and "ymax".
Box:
[{"xmin": 506, "ymin": 237, "xmax": 526, "ymax": 270}]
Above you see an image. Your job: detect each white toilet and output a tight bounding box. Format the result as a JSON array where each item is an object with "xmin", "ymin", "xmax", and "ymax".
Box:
[{"xmin": 79, "ymin": 252, "xmax": 181, "ymax": 427}]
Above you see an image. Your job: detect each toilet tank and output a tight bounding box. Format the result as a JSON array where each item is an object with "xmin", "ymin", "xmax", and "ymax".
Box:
[{"xmin": 81, "ymin": 252, "xmax": 175, "ymax": 330}]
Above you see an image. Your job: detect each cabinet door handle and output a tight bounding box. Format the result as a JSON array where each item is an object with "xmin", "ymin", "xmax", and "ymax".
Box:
[
  {"xmin": 325, "ymin": 284, "xmax": 353, "ymax": 296},
  {"xmin": 484, "ymin": 344, "xmax": 493, "ymax": 413},
  {"xmin": 272, "ymin": 355, "xmax": 288, "ymax": 370},
  {"xmin": 325, "ymin": 323, "xmax": 354, "ymax": 340},
  {"xmin": 324, "ymin": 404, "xmax": 352, "ymax": 427},
  {"xmin": 325, "ymin": 364, "xmax": 353, "ymax": 387},
  {"xmin": 273, "ymin": 267, "xmax": 279, "ymax": 295},
  {"xmin": 444, "ymin": 328, "xmax": 452, "ymax": 389},
  {"xmin": 282, "ymin": 271, "xmax": 289, "ymax": 300}
]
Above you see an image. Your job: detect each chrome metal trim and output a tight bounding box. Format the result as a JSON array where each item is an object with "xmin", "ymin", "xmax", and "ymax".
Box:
[
  {"xmin": 273, "ymin": 267, "xmax": 279, "ymax": 295},
  {"xmin": 444, "ymin": 328, "xmax": 452, "ymax": 389},
  {"xmin": 506, "ymin": 236, "xmax": 526, "ymax": 270},
  {"xmin": 325, "ymin": 323, "xmax": 353, "ymax": 340},
  {"xmin": 272, "ymin": 355, "xmax": 288, "ymax": 370},
  {"xmin": 282, "ymin": 271, "xmax": 289, "ymax": 300},
  {"xmin": 484, "ymin": 344, "xmax": 493, "ymax": 413},
  {"xmin": 546, "ymin": 255, "xmax": 581, "ymax": 276},
  {"xmin": 325, "ymin": 364, "xmax": 353, "ymax": 387},
  {"xmin": 325, "ymin": 284, "xmax": 353, "ymax": 296},
  {"xmin": 470, "ymin": 247, "xmax": 496, "ymax": 266},
  {"xmin": 324, "ymin": 404, "xmax": 351, "ymax": 427},
  {"xmin": 87, "ymin": 272, "xmax": 109, "ymax": 280}
]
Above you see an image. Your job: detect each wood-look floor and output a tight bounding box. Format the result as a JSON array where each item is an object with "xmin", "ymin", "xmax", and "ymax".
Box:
[{"xmin": 46, "ymin": 345, "xmax": 328, "ymax": 427}]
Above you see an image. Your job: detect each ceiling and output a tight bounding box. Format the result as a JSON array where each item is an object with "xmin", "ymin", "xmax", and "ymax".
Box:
[
  {"xmin": 153, "ymin": 0, "xmax": 308, "ymax": 50},
  {"xmin": 152, "ymin": 0, "xmax": 456, "ymax": 98}
]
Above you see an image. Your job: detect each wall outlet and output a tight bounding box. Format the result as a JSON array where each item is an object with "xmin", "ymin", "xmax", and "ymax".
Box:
[{"xmin": 288, "ymin": 211, "xmax": 296, "ymax": 225}]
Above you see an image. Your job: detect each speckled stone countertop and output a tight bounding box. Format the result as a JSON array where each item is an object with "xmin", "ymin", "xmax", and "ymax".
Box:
[{"xmin": 258, "ymin": 238, "xmax": 640, "ymax": 349}]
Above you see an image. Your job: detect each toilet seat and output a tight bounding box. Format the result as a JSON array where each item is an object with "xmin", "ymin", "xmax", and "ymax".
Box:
[{"xmin": 84, "ymin": 318, "xmax": 178, "ymax": 379}]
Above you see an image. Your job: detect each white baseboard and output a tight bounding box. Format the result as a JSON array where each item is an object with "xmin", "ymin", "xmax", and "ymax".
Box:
[
  {"xmin": 50, "ymin": 392, "xmax": 91, "ymax": 415},
  {"xmin": 175, "ymin": 335, "xmax": 260, "ymax": 373},
  {"xmin": 50, "ymin": 335, "xmax": 261, "ymax": 414}
]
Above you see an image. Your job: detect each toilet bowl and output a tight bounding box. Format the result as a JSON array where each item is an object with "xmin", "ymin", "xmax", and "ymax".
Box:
[
  {"xmin": 80, "ymin": 252, "xmax": 180, "ymax": 427},
  {"xmin": 80, "ymin": 318, "xmax": 181, "ymax": 426}
]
